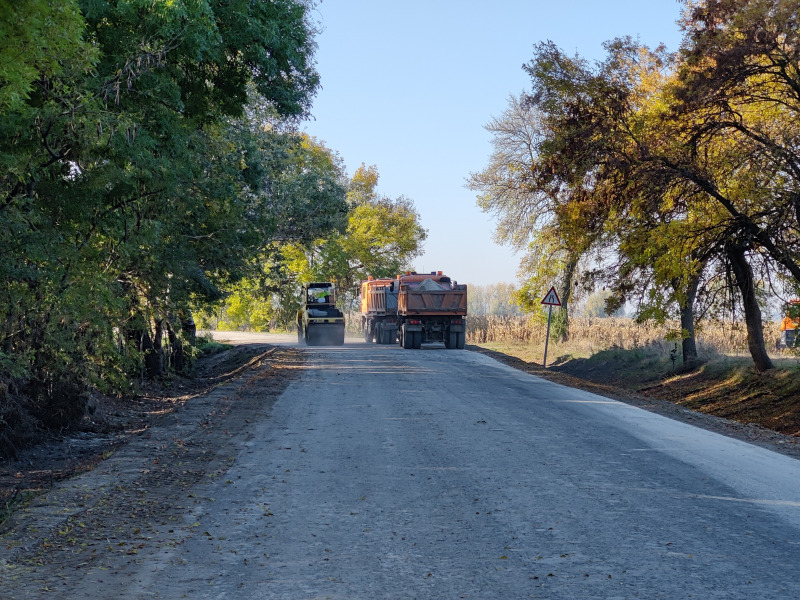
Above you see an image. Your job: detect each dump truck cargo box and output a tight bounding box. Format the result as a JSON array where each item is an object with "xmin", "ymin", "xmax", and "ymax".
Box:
[{"xmin": 398, "ymin": 286, "xmax": 467, "ymax": 316}]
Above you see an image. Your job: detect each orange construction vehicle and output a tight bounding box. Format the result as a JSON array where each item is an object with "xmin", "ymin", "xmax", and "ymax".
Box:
[
  {"xmin": 360, "ymin": 271, "xmax": 467, "ymax": 349},
  {"xmin": 360, "ymin": 277, "xmax": 399, "ymax": 344},
  {"xmin": 779, "ymin": 299, "xmax": 800, "ymax": 348}
]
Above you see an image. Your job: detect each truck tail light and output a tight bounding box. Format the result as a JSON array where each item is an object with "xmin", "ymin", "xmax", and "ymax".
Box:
[
  {"xmin": 409, "ymin": 320, "xmax": 421, "ymax": 325},
  {"xmin": 451, "ymin": 319, "xmax": 463, "ymax": 325}
]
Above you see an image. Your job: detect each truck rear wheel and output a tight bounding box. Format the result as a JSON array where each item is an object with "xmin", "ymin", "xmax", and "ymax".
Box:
[
  {"xmin": 412, "ymin": 331, "xmax": 422, "ymax": 349},
  {"xmin": 401, "ymin": 325, "xmax": 413, "ymax": 349},
  {"xmin": 445, "ymin": 330, "xmax": 465, "ymax": 349},
  {"xmin": 445, "ymin": 331, "xmax": 456, "ymax": 349}
]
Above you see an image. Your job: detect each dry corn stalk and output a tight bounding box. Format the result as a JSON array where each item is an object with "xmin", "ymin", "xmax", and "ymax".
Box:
[{"xmin": 466, "ymin": 315, "xmax": 781, "ymax": 356}]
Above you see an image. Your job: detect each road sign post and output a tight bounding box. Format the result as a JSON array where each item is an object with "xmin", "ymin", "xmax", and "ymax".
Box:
[{"xmin": 541, "ymin": 286, "xmax": 561, "ymax": 368}]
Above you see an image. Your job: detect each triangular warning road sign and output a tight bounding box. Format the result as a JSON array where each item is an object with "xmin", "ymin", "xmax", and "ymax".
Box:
[{"xmin": 541, "ymin": 286, "xmax": 561, "ymax": 306}]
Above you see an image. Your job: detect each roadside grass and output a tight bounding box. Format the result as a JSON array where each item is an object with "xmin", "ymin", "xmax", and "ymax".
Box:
[
  {"xmin": 1, "ymin": 490, "xmax": 39, "ymax": 527},
  {"xmin": 663, "ymin": 359, "xmax": 800, "ymax": 436},
  {"xmin": 470, "ymin": 318, "xmax": 800, "ymax": 438},
  {"xmin": 197, "ymin": 339, "xmax": 233, "ymax": 356},
  {"xmin": 476, "ymin": 338, "xmax": 675, "ymax": 381}
]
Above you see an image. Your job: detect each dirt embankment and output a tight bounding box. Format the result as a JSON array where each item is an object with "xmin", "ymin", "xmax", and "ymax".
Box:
[{"xmin": 0, "ymin": 344, "xmax": 309, "ymax": 598}]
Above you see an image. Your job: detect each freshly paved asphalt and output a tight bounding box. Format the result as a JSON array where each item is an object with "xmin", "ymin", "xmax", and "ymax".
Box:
[{"xmin": 125, "ymin": 334, "xmax": 800, "ymax": 599}]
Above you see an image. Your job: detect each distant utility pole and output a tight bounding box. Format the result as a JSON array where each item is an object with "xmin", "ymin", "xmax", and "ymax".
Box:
[{"xmin": 541, "ymin": 286, "xmax": 561, "ymax": 368}]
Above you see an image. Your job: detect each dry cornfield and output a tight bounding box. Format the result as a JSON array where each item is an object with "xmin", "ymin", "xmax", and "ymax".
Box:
[{"xmin": 466, "ymin": 314, "xmax": 784, "ymax": 357}]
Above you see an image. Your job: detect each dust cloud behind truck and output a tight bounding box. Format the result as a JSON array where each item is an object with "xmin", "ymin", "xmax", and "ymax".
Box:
[{"xmin": 360, "ymin": 271, "xmax": 467, "ymax": 349}]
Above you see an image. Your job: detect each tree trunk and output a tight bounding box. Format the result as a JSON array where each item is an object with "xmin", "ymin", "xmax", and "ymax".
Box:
[
  {"xmin": 148, "ymin": 318, "xmax": 165, "ymax": 377},
  {"xmin": 727, "ymin": 244, "xmax": 773, "ymax": 372},
  {"xmin": 139, "ymin": 327, "xmax": 161, "ymax": 378},
  {"xmin": 555, "ymin": 253, "xmax": 579, "ymax": 343},
  {"xmin": 130, "ymin": 315, "xmax": 164, "ymax": 379},
  {"xmin": 180, "ymin": 311, "xmax": 197, "ymax": 344},
  {"xmin": 678, "ymin": 272, "xmax": 701, "ymax": 366},
  {"xmin": 166, "ymin": 312, "xmax": 196, "ymax": 374},
  {"xmin": 166, "ymin": 320, "xmax": 184, "ymax": 373}
]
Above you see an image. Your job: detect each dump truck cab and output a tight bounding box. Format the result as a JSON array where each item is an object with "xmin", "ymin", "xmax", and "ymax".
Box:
[{"xmin": 297, "ymin": 282, "xmax": 346, "ymax": 346}]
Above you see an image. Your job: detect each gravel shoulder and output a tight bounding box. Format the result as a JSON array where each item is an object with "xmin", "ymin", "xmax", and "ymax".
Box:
[{"xmin": 0, "ymin": 344, "xmax": 302, "ymax": 598}]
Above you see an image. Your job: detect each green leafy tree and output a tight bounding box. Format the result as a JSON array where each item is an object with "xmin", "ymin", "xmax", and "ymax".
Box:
[
  {"xmin": 471, "ymin": 2, "xmax": 800, "ymax": 372},
  {"xmin": 514, "ymin": 36, "xmax": 777, "ymax": 369},
  {"xmin": 0, "ymin": 0, "xmax": 97, "ymax": 111},
  {"xmin": 474, "ymin": 38, "xmax": 715, "ymax": 366},
  {"xmin": 205, "ymin": 134, "xmax": 350, "ymax": 331},
  {"xmin": 0, "ymin": 0, "xmax": 324, "ymax": 454},
  {"xmin": 289, "ymin": 164, "xmax": 427, "ymax": 305},
  {"xmin": 660, "ymin": 0, "xmax": 800, "ymax": 369}
]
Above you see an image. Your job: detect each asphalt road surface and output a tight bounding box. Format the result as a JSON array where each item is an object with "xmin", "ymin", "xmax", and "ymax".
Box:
[{"xmin": 12, "ymin": 334, "xmax": 800, "ymax": 598}]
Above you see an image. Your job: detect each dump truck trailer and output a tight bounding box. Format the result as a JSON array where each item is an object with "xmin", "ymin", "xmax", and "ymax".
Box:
[
  {"xmin": 361, "ymin": 277, "xmax": 399, "ymax": 345},
  {"xmin": 360, "ymin": 271, "xmax": 467, "ymax": 349}
]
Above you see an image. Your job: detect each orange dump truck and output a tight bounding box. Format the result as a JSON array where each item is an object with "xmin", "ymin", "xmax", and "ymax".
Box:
[
  {"xmin": 360, "ymin": 277, "xmax": 399, "ymax": 344},
  {"xmin": 360, "ymin": 271, "xmax": 467, "ymax": 349}
]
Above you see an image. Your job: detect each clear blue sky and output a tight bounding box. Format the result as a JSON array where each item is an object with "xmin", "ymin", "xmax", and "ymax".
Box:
[{"xmin": 301, "ymin": 0, "xmax": 685, "ymax": 286}]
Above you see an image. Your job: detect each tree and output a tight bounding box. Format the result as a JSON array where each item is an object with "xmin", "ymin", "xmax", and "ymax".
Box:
[
  {"xmin": 289, "ymin": 164, "xmax": 427, "ymax": 302},
  {"xmin": 583, "ymin": 290, "xmax": 626, "ymax": 318},
  {"xmin": 263, "ymin": 133, "xmax": 350, "ymax": 244},
  {"xmin": 0, "ymin": 0, "xmax": 97, "ymax": 112},
  {"xmin": 202, "ymin": 133, "xmax": 350, "ymax": 331},
  {"xmin": 467, "ymin": 91, "xmax": 598, "ymax": 341},
  {"xmin": 207, "ymin": 163, "xmax": 424, "ymax": 332},
  {"xmin": 475, "ymin": 38, "xmax": 722, "ymax": 367},
  {"xmin": 471, "ymin": 3, "xmax": 800, "ymax": 372},
  {"xmin": 0, "ymin": 0, "xmax": 325, "ymax": 453},
  {"xmin": 566, "ymin": 3, "xmax": 800, "ymax": 370},
  {"xmin": 662, "ymin": 0, "xmax": 800, "ymax": 367},
  {"xmin": 518, "ymin": 35, "xmax": 784, "ymax": 370},
  {"xmin": 74, "ymin": 0, "xmax": 324, "ymax": 375},
  {"xmin": 468, "ymin": 283, "xmax": 521, "ymax": 316}
]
